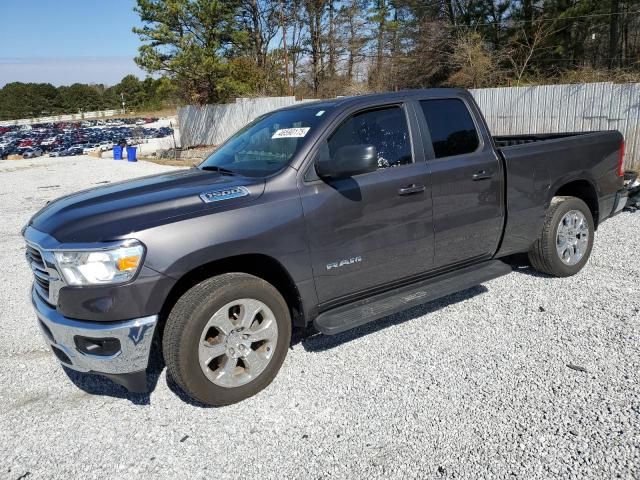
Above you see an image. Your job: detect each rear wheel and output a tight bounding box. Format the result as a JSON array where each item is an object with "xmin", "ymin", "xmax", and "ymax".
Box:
[
  {"xmin": 528, "ymin": 196, "xmax": 595, "ymax": 277},
  {"xmin": 163, "ymin": 273, "xmax": 291, "ymax": 406}
]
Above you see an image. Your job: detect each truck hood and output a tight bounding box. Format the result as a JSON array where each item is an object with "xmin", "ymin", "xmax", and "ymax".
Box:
[{"xmin": 28, "ymin": 168, "xmax": 265, "ymax": 243}]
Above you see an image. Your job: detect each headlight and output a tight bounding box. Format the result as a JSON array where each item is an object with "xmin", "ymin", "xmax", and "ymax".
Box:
[{"xmin": 54, "ymin": 241, "xmax": 145, "ymax": 286}]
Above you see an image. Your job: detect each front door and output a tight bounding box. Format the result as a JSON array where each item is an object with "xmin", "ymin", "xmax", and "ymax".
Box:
[{"xmin": 298, "ymin": 104, "xmax": 434, "ymax": 305}]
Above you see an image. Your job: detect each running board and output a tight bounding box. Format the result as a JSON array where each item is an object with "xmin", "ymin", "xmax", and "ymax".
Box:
[{"xmin": 314, "ymin": 260, "xmax": 512, "ymax": 335}]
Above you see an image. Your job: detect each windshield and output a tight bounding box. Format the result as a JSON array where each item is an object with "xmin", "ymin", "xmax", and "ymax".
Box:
[{"xmin": 198, "ymin": 106, "xmax": 332, "ymax": 177}]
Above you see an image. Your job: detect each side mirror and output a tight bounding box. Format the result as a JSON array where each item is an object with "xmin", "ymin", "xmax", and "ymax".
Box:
[{"xmin": 316, "ymin": 144, "xmax": 378, "ymax": 179}]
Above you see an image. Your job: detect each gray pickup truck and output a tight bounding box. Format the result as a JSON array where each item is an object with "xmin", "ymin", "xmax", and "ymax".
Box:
[{"xmin": 23, "ymin": 89, "xmax": 628, "ymax": 405}]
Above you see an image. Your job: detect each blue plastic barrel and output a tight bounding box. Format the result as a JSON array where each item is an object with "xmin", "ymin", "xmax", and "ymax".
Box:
[
  {"xmin": 113, "ymin": 145, "xmax": 123, "ymax": 160},
  {"xmin": 126, "ymin": 146, "xmax": 137, "ymax": 162}
]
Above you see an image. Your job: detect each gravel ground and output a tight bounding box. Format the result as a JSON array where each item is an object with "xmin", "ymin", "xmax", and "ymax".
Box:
[{"xmin": 0, "ymin": 156, "xmax": 638, "ymax": 479}]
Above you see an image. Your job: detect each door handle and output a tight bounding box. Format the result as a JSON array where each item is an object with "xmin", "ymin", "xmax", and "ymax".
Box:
[
  {"xmin": 472, "ymin": 170, "xmax": 493, "ymax": 181},
  {"xmin": 398, "ymin": 184, "xmax": 426, "ymax": 196}
]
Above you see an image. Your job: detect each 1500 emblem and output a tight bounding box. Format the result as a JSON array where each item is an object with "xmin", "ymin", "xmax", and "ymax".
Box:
[
  {"xmin": 200, "ymin": 186, "xmax": 250, "ymax": 203},
  {"xmin": 326, "ymin": 256, "xmax": 362, "ymax": 270}
]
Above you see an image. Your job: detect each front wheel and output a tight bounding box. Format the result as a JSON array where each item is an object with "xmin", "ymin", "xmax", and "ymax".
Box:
[
  {"xmin": 163, "ymin": 273, "xmax": 291, "ymax": 406},
  {"xmin": 528, "ymin": 196, "xmax": 595, "ymax": 277}
]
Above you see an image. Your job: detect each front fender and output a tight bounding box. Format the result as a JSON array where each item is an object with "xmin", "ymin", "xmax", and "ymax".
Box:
[{"xmin": 136, "ymin": 189, "xmax": 312, "ymax": 287}]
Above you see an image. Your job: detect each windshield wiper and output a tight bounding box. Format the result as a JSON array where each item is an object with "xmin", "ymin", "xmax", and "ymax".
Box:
[{"xmin": 200, "ymin": 165, "xmax": 237, "ymax": 175}]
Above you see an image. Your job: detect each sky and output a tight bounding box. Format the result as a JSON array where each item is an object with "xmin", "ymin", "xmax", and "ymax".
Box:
[{"xmin": 0, "ymin": 0, "xmax": 147, "ymax": 86}]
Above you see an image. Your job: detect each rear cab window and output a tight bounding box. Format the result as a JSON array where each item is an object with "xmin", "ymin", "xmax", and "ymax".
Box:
[{"xmin": 419, "ymin": 99, "xmax": 480, "ymax": 158}]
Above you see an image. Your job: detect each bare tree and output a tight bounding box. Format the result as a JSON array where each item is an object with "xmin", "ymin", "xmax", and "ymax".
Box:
[
  {"xmin": 304, "ymin": 0, "xmax": 326, "ymax": 95},
  {"xmin": 448, "ymin": 32, "xmax": 502, "ymax": 88},
  {"xmin": 327, "ymin": 0, "xmax": 337, "ymax": 77},
  {"xmin": 506, "ymin": 18, "xmax": 558, "ymax": 86},
  {"xmin": 286, "ymin": 0, "xmax": 307, "ymax": 91},
  {"xmin": 339, "ymin": 0, "xmax": 368, "ymax": 81},
  {"xmin": 240, "ymin": 0, "xmax": 281, "ymax": 68},
  {"xmin": 369, "ymin": 0, "xmax": 389, "ymax": 89},
  {"xmin": 279, "ymin": 0, "xmax": 292, "ymax": 94}
]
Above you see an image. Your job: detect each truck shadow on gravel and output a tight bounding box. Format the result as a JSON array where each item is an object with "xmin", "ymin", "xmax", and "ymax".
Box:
[
  {"xmin": 63, "ymin": 353, "xmax": 219, "ymax": 408},
  {"xmin": 295, "ymin": 285, "xmax": 489, "ymax": 352},
  {"xmin": 61, "ymin": 263, "xmax": 542, "ymax": 407},
  {"xmin": 501, "ymin": 253, "xmax": 553, "ymax": 278},
  {"xmin": 62, "ymin": 350, "xmax": 166, "ymax": 406},
  {"xmin": 296, "ymin": 258, "xmax": 551, "ymax": 352}
]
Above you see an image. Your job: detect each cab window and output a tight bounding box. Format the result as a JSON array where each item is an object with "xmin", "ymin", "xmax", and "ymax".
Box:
[
  {"xmin": 420, "ymin": 99, "xmax": 479, "ymax": 158},
  {"xmin": 325, "ymin": 106, "xmax": 413, "ymax": 169}
]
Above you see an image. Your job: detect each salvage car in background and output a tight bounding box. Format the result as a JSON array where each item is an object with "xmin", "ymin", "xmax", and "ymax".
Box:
[
  {"xmin": 0, "ymin": 117, "xmax": 172, "ymax": 159},
  {"xmin": 22, "ymin": 147, "xmax": 43, "ymax": 158}
]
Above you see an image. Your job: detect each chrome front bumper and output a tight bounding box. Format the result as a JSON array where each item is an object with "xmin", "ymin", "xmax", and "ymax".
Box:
[{"xmin": 31, "ymin": 287, "xmax": 157, "ymax": 377}]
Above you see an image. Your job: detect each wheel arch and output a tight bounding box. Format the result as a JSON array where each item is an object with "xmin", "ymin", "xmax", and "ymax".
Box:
[
  {"xmin": 552, "ymin": 178, "xmax": 600, "ymax": 229},
  {"xmin": 158, "ymin": 254, "xmax": 306, "ymax": 337}
]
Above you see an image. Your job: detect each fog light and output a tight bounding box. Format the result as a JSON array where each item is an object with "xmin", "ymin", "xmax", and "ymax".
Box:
[{"xmin": 74, "ymin": 336, "xmax": 121, "ymax": 356}]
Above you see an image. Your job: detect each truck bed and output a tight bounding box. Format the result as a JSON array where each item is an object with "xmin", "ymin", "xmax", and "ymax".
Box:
[{"xmin": 494, "ymin": 130, "xmax": 624, "ymax": 257}]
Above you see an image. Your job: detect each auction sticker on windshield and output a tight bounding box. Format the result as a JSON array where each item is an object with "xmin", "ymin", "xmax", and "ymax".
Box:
[{"xmin": 272, "ymin": 127, "xmax": 310, "ymax": 139}]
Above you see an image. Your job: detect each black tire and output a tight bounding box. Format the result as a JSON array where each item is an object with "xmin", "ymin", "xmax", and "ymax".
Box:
[
  {"xmin": 163, "ymin": 273, "xmax": 291, "ymax": 406},
  {"xmin": 528, "ymin": 196, "xmax": 595, "ymax": 277}
]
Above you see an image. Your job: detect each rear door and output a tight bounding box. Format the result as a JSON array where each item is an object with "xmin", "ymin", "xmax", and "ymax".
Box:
[
  {"xmin": 298, "ymin": 103, "xmax": 434, "ymax": 305},
  {"xmin": 416, "ymin": 97, "xmax": 503, "ymax": 268}
]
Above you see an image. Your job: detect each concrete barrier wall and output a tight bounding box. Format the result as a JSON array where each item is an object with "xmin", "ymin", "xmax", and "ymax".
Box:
[{"xmin": 178, "ymin": 97, "xmax": 313, "ymax": 148}]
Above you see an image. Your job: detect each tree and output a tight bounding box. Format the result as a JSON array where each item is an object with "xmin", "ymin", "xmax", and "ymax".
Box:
[
  {"xmin": 285, "ymin": 0, "xmax": 307, "ymax": 91},
  {"xmin": 8, "ymin": 0, "xmax": 640, "ymax": 120},
  {"xmin": 303, "ymin": 0, "xmax": 326, "ymax": 95},
  {"xmin": 133, "ymin": 0, "xmax": 249, "ymax": 104},
  {"xmin": 0, "ymin": 75, "xmax": 178, "ymax": 121},
  {"xmin": 609, "ymin": 0, "xmax": 621, "ymax": 68},
  {"xmin": 240, "ymin": 0, "xmax": 280, "ymax": 68},
  {"xmin": 368, "ymin": 0, "xmax": 389, "ymax": 90},
  {"xmin": 506, "ymin": 18, "xmax": 558, "ymax": 85},
  {"xmin": 130, "ymin": 0, "xmax": 640, "ymax": 102},
  {"xmin": 339, "ymin": 0, "xmax": 368, "ymax": 82},
  {"xmin": 447, "ymin": 32, "xmax": 503, "ymax": 88}
]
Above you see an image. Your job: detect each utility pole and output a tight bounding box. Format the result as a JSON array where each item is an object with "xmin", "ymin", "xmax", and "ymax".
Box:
[{"xmin": 280, "ymin": 0, "xmax": 292, "ymax": 96}]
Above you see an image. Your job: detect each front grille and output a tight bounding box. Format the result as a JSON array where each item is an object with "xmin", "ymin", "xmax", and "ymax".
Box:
[
  {"xmin": 26, "ymin": 244, "xmax": 43, "ymax": 264},
  {"xmin": 26, "ymin": 243, "xmax": 51, "ymax": 301}
]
